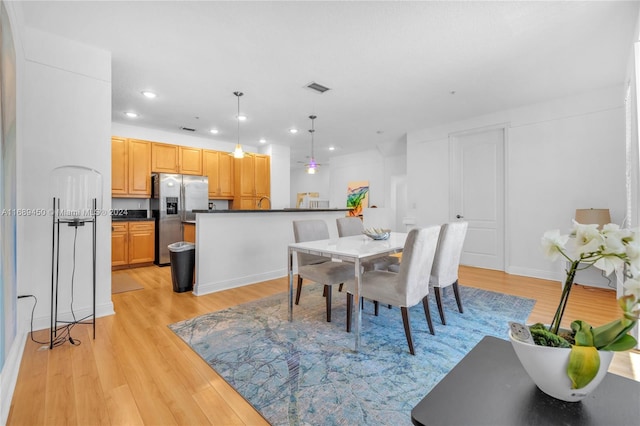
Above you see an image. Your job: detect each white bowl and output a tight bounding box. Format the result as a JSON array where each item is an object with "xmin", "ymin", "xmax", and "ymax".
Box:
[{"xmin": 363, "ymin": 228, "xmax": 391, "ymax": 240}]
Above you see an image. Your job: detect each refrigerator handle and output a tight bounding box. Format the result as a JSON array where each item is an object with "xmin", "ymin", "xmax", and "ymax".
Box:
[{"xmin": 180, "ymin": 183, "xmax": 185, "ymax": 221}]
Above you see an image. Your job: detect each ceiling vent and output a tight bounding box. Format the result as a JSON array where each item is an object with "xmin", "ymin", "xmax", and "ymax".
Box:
[
  {"xmin": 305, "ymin": 82, "xmax": 331, "ymax": 94},
  {"xmin": 180, "ymin": 126, "xmax": 196, "ymax": 132}
]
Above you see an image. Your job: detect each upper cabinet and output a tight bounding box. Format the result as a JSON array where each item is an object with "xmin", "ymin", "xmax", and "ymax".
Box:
[
  {"xmin": 151, "ymin": 143, "xmax": 202, "ymax": 175},
  {"xmin": 112, "ymin": 137, "xmax": 152, "ymax": 198},
  {"xmin": 203, "ymin": 149, "xmax": 234, "ymax": 199},
  {"xmin": 231, "ymin": 153, "xmax": 271, "ymax": 210}
]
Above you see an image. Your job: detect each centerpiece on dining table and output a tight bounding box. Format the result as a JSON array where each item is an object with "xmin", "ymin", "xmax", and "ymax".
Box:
[
  {"xmin": 362, "ymin": 227, "xmax": 391, "ymax": 240},
  {"xmin": 509, "ymin": 221, "xmax": 640, "ymax": 402}
]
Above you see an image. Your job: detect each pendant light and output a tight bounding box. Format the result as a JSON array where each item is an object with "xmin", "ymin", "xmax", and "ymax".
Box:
[
  {"xmin": 307, "ymin": 115, "xmax": 318, "ymax": 174},
  {"xmin": 232, "ymin": 91, "xmax": 245, "ymax": 159}
]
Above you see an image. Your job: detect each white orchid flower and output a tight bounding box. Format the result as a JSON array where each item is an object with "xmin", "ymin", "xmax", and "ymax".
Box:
[
  {"xmin": 541, "ymin": 229, "xmax": 569, "ymax": 261},
  {"xmin": 594, "ymin": 255, "xmax": 625, "ymax": 276},
  {"xmin": 601, "ymin": 224, "xmax": 627, "ymax": 255},
  {"xmin": 572, "ymin": 222, "xmax": 605, "ymax": 258},
  {"xmin": 623, "ymin": 277, "xmax": 640, "ymax": 301}
]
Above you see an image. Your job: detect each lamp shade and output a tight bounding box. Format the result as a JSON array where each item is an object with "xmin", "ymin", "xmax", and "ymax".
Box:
[
  {"xmin": 50, "ymin": 165, "xmax": 103, "ymax": 220},
  {"xmin": 575, "ymin": 208, "xmax": 611, "ymax": 229}
]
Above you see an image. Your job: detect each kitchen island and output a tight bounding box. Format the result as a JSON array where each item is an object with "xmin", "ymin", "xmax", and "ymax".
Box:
[{"xmin": 191, "ymin": 209, "xmax": 351, "ymax": 295}]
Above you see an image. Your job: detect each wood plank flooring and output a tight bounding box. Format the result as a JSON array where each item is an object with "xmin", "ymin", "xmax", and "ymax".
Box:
[{"xmin": 7, "ymin": 266, "xmax": 640, "ymax": 425}]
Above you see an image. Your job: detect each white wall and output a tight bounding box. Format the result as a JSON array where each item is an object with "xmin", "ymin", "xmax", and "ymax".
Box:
[
  {"xmin": 290, "ymin": 166, "xmax": 331, "ymax": 207},
  {"xmin": 407, "ymin": 85, "xmax": 626, "ymax": 283},
  {"xmin": 261, "ymin": 143, "xmax": 289, "ymax": 209},
  {"xmin": 16, "ymin": 26, "xmax": 113, "ymax": 329},
  {"xmin": 328, "ymin": 150, "xmax": 407, "ymax": 209},
  {"xmin": 112, "ymin": 121, "xmax": 252, "ymax": 153}
]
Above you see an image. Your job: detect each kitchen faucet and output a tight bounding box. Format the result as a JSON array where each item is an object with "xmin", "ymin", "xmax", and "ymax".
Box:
[{"xmin": 257, "ymin": 196, "xmax": 271, "ymax": 209}]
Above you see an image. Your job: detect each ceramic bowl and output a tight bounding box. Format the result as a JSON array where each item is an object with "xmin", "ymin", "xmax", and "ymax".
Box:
[{"xmin": 363, "ymin": 228, "xmax": 391, "ymax": 240}]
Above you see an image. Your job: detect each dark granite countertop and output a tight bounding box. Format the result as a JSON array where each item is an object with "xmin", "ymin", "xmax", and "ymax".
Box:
[
  {"xmin": 193, "ymin": 208, "xmax": 351, "ymax": 214},
  {"xmin": 111, "ymin": 209, "xmax": 152, "ymax": 222}
]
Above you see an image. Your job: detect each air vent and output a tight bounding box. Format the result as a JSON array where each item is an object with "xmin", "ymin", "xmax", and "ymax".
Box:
[
  {"xmin": 305, "ymin": 82, "xmax": 331, "ymax": 94},
  {"xmin": 180, "ymin": 127, "xmax": 196, "ymax": 132}
]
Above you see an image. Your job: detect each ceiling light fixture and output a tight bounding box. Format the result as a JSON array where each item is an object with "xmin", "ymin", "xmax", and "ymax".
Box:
[
  {"xmin": 141, "ymin": 91, "xmax": 157, "ymax": 98},
  {"xmin": 124, "ymin": 112, "xmax": 138, "ymax": 118},
  {"xmin": 289, "ymin": 128, "xmax": 298, "ymax": 134},
  {"xmin": 329, "ymin": 146, "xmax": 335, "ymax": 151},
  {"xmin": 232, "ymin": 91, "xmax": 245, "ymax": 159},
  {"xmin": 307, "ymin": 115, "xmax": 318, "ymax": 175},
  {"xmin": 210, "ymin": 129, "xmax": 219, "ymax": 134},
  {"xmin": 259, "ymin": 138, "xmax": 266, "ymax": 144}
]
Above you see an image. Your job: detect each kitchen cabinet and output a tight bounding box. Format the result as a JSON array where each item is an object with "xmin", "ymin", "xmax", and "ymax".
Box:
[
  {"xmin": 183, "ymin": 223, "xmax": 195, "ymax": 243},
  {"xmin": 111, "ymin": 222, "xmax": 129, "ymax": 267},
  {"xmin": 152, "ymin": 143, "xmax": 203, "ymax": 175},
  {"xmin": 112, "ymin": 221, "xmax": 155, "ymax": 268},
  {"xmin": 203, "ymin": 149, "xmax": 234, "ymax": 199},
  {"xmin": 112, "ymin": 137, "xmax": 152, "ymax": 198},
  {"xmin": 231, "ymin": 153, "xmax": 270, "ymax": 210}
]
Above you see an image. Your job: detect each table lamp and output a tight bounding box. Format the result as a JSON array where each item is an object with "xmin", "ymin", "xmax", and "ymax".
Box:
[{"xmin": 575, "ymin": 208, "xmax": 611, "ymax": 229}]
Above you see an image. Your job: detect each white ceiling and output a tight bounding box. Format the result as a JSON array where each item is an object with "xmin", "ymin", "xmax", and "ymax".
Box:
[{"xmin": 20, "ymin": 1, "xmax": 639, "ymax": 168}]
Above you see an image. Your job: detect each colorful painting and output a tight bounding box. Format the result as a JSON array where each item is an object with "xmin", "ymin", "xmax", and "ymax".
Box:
[{"xmin": 346, "ymin": 181, "xmax": 369, "ymax": 217}]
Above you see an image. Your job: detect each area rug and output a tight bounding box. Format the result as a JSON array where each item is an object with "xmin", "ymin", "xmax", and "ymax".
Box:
[
  {"xmin": 111, "ymin": 272, "xmax": 144, "ymax": 294},
  {"xmin": 169, "ymin": 285, "xmax": 535, "ymax": 425}
]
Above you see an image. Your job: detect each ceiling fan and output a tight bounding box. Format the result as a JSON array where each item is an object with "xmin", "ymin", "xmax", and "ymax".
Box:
[{"xmin": 297, "ymin": 114, "xmax": 325, "ymax": 174}]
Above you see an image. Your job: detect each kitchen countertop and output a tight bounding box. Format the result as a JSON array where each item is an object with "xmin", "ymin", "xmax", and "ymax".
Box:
[
  {"xmin": 112, "ymin": 217, "xmax": 154, "ymax": 222},
  {"xmin": 193, "ymin": 208, "xmax": 352, "ymax": 214}
]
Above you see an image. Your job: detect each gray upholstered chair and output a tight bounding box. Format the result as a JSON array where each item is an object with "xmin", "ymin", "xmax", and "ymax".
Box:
[
  {"xmin": 293, "ymin": 220, "xmax": 354, "ymax": 322},
  {"xmin": 429, "ymin": 221, "xmax": 468, "ymax": 325},
  {"xmin": 337, "ymin": 216, "xmax": 399, "ymax": 314},
  {"xmin": 345, "ymin": 226, "xmax": 441, "ymax": 355}
]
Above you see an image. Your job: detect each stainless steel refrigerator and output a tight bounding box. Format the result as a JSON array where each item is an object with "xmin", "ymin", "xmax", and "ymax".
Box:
[{"xmin": 151, "ymin": 173, "xmax": 209, "ymax": 265}]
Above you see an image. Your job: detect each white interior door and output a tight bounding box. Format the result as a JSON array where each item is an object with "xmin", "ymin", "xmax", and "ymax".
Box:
[{"xmin": 450, "ymin": 127, "xmax": 505, "ymax": 270}]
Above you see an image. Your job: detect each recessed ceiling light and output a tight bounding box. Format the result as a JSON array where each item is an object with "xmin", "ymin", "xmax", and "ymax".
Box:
[
  {"xmin": 329, "ymin": 146, "xmax": 335, "ymax": 151},
  {"xmin": 141, "ymin": 91, "xmax": 157, "ymax": 99},
  {"xmin": 259, "ymin": 138, "xmax": 267, "ymax": 144},
  {"xmin": 237, "ymin": 115, "xmax": 247, "ymax": 121},
  {"xmin": 289, "ymin": 128, "xmax": 298, "ymax": 134},
  {"xmin": 124, "ymin": 112, "xmax": 138, "ymax": 118},
  {"xmin": 210, "ymin": 129, "xmax": 219, "ymax": 134}
]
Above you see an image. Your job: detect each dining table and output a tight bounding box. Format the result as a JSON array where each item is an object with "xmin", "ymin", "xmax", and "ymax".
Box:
[{"xmin": 287, "ymin": 231, "xmax": 408, "ymax": 351}]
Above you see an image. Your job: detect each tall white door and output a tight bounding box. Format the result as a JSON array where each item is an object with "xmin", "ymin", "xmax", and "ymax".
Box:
[{"xmin": 450, "ymin": 127, "xmax": 505, "ymax": 270}]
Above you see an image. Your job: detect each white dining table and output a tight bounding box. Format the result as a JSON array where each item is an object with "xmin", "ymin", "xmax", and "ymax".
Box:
[{"xmin": 287, "ymin": 232, "xmax": 408, "ymax": 351}]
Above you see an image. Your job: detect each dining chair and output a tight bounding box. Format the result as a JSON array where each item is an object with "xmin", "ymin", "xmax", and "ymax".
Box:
[
  {"xmin": 344, "ymin": 225, "xmax": 441, "ymax": 355},
  {"xmin": 429, "ymin": 221, "xmax": 468, "ymax": 325},
  {"xmin": 336, "ymin": 216, "xmax": 399, "ymax": 314},
  {"xmin": 293, "ymin": 220, "xmax": 354, "ymax": 322}
]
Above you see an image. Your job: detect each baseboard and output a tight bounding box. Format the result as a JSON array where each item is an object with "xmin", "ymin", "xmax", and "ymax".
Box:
[{"xmin": 193, "ymin": 269, "xmax": 287, "ymax": 296}]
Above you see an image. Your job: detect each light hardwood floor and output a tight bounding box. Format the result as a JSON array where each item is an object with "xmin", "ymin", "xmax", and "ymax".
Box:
[{"xmin": 7, "ymin": 266, "xmax": 640, "ymax": 425}]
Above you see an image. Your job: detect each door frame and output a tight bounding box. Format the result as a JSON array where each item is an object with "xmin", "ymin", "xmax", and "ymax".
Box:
[{"xmin": 448, "ymin": 123, "xmax": 509, "ymax": 271}]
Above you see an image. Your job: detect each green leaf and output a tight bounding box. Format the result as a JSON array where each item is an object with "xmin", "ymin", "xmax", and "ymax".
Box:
[
  {"xmin": 600, "ymin": 334, "xmax": 638, "ymax": 351},
  {"xmin": 567, "ymin": 345, "xmax": 600, "ymax": 389},
  {"xmin": 571, "ymin": 320, "xmax": 594, "ymax": 346},
  {"xmin": 593, "ymin": 319, "xmax": 636, "ymax": 350}
]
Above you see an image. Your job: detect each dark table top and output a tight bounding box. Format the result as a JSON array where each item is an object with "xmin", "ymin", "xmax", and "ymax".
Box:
[{"xmin": 411, "ymin": 336, "xmax": 640, "ymax": 426}]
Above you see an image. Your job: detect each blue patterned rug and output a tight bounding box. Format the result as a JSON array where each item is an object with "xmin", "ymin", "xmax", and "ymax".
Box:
[{"xmin": 169, "ymin": 285, "xmax": 534, "ymax": 425}]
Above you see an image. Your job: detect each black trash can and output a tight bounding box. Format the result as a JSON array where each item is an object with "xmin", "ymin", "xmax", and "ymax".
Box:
[{"xmin": 168, "ymin": 242, "xmax": 195, "ymax": 293}]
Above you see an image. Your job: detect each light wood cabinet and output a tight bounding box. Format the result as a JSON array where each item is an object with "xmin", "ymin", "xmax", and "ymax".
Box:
[
  {"xmin": 152, "ymin": 143, "xmax": 203, "ymax": 175},
  {"xmin": 112, "ymin": 221, "xmax": 155, "ymax": 268},
  {"xmin": 111, "ymin": 222, "xmax": 129, "ymax": 267},
  {"xmin": 183, "ymin": 223, "xmax": 196, "ymax": 243},
  {"xmin": 179, "ymin": 146, "xmax": 203, "ymax": 175},
  {"xmin": 231, "ymin": 154, "xmax": 270, "ymax": 210},
  {"xmin": 203, "ymin": 150, "xmax": 234, "ymax": 199},
  {"xmin": 111, "ymin": 137, "xmax": 151, "ymax": 198},
  {"xmin": 128, "ymin": 222, "xmax": 155, "ymax": 264}
]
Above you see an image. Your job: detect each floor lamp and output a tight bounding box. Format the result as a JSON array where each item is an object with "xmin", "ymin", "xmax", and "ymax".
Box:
[{"xmin": 49, "ymin": 165, "xmax": 102, "ymax": 349}]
